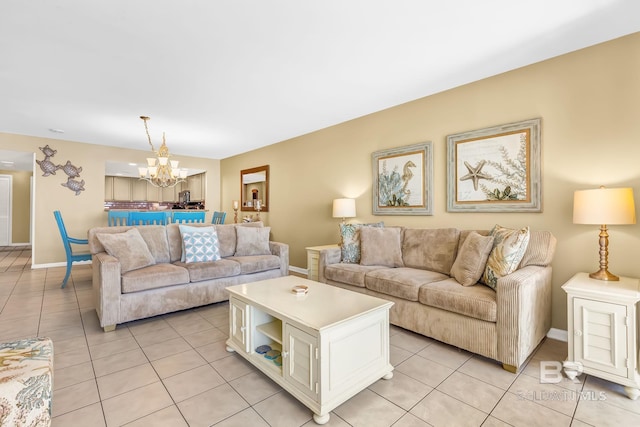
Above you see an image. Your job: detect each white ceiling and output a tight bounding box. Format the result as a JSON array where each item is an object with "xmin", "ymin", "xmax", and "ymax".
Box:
[{"xmin": 1, "ymin": 0, "xmax": 639, "ymax": 167}]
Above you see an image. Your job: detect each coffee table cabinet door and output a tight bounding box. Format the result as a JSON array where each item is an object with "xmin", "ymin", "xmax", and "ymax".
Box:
[
  {"xmin": 229, "ymin": 299, "xmax": 250, "ymax": 353},
  {"xmin": 284, "ymin": 324, "xmax": 319, "ymax": 402}
]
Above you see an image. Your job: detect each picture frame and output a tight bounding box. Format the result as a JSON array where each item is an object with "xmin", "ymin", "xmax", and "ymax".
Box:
[
  {"xmin": 447, "ymin": 118, "xmax": 541, "ymax": 212},
  {"xmin": 372, "ymin": 141, "xmax": 433, "ymax": 215}
]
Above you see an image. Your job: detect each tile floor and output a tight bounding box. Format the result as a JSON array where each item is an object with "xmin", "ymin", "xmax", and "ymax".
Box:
[{"xmin": 1, "ymin": 247, "xmax": 639, "ymax": 426}]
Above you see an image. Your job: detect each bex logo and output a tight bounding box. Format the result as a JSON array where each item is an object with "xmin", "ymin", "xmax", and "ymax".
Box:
[{"xmin": 540, "ymin": 361, "xmax": 583, "ymax": 384}]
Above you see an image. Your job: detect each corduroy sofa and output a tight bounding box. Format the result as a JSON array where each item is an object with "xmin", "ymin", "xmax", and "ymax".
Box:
[
  {"xmin": 88, "ymin": 222, "xmax": 288, "ymax": 331},
  {"xmin": 317, "ymin": 226, "xmax": 556, "ymax": 372}
]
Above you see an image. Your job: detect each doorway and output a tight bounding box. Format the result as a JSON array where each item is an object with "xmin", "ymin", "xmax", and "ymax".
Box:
[
  {"xmin": 0, "ymin": 150, "xmax": 35, "ymax": 246},
  {"xmin": 0, "ymin": 175, "xmax": 11, "ymax": 245}
]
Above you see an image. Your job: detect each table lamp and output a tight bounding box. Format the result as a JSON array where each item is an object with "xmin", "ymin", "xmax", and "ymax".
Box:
[
  {"xmin": 573, "ymin": 186, "xmax": 636, "ymax": 281},
  {"xmin": 332, "ymin": 198, "xmax": 356, "ymax": 223}
]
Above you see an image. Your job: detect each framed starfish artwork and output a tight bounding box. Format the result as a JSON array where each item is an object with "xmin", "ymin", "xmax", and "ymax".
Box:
[
  {"xmin": 446, "ymin": 118, "xmax": 541, "ymax": 212},
  {"xmin": 372, "ymin": 141, "xmax": 433, "ymax": 215}
]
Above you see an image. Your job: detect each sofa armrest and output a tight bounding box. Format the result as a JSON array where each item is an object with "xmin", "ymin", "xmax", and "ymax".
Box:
[
  {"xmin": 317, "ymin": 246, "xmax": 341, "ymax": 283},
  {"xmin": 92, "ymin": 252, "xmax": 122, "ymax": 329},
  {"xmin": 496, "ymin": 265, "xmax": 553, "ymax": 369},
  {"xmin": 269, "ymin": 241, "xmax": 289, "ymax": 276}
]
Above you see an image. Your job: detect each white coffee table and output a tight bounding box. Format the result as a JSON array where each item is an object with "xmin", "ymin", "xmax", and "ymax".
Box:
[{"xmin": 225, "ymin": 275, "xmax": 394, "ymax": 424}]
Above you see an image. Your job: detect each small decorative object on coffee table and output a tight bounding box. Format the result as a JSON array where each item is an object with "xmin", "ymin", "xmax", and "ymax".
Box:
[
  {"xmin": 562, "ymin": 272, "xmax": 640, "ymax": 399},
  {"xmin": 226, "ymin": 276, "xmax": 394, "ymax": 424}
]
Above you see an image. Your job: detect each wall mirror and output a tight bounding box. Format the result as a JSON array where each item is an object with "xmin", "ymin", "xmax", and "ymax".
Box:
[{"xmin": 241, "ymin": 165, "xmax": 269, "ymax": 212}]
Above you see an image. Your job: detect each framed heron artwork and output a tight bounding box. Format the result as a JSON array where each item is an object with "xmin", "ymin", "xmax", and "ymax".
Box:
[{"xmin": 372, "ymin": 141, "xmax": 433, "ymax": 215}]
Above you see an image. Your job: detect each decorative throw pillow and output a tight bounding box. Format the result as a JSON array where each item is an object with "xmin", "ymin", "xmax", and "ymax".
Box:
[
  {"xmin": 482, "ymin": 225, "xmax": 530, "ymax": 290},
  {"xmin": 179, "ymin": 225, "xmax": 220, "ymax": 263},
  {"xmin": 178, "ymin": 225, "xmax": 214, "ymax": 262},
  {"xmin": 339, "ymin": 222, "xmax": 384, "ymax": 263},
  {"xmin": 360, "ymin": 227, "xmax": 403, "ymax": 267},
  {"xmin": 96, "ymin": 228, "xmax": 155, "ymax": 273},
  {"xmin": 451, "ymin": 231, "xmax": 495, "ymax": 286},
  {"xmin": 235, "ymin": 226, "xmax": 271, "ymax": 256}
]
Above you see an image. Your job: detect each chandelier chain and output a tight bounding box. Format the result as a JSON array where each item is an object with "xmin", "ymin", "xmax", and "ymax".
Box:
[{"xmin": 140, "ymin": 116, "xmax": 156, "ymax": 153}]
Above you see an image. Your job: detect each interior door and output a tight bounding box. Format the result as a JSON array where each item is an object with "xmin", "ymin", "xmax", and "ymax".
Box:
[{"xmin": 0, "ymin": 175, "xmax": 11, "ymax": 245}]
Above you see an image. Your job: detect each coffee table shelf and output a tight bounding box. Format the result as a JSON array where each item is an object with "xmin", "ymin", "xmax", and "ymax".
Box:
[
  {"xmin": 226, "ymin": 276, "xmax": 393, "ymax": 425},
  {"xmin": 256, "ymin": 320, "xmax": 282, "ymax": 344}
]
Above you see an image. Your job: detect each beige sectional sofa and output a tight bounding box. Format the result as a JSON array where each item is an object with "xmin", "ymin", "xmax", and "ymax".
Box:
[
  {"xmin": 317, "ymin": 226, "xmax": 556, "ymax": 372},
  {"xmin": 88, "ymin": 222, "xmax": 288, "ymax": 331}
]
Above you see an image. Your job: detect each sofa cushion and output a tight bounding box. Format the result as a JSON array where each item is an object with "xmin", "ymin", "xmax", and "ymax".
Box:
[
  {"xmin": 360, "ymin": 227, "xmax": 403, "ymax": 267},
  {"xmin": 482, "ymin": 225, "xmax": 530, "ymax": 290},
  {"xmin": 235, "ymin": 226, "xmax": 271, "ymax": 256},
  {"xmin": 339, "ymin": 222, "xmax": 384, "ymax": 263},
  {"xmin": 324, "ymin": 263, "xmax": 387, "ymax": 288},
  {"xmin": 450, "ymin": 232, "xmax": 494, "ymax": 286},
  {"xmin": 418, "ymin": 278, "xmax": 497, "ymax": 322},
  {"xmin": 214, "ymin": 222, "xmax": 265, "ymax": 258},
  {"xmin": 96, "ymin": 228, "xmax": 156, "ymax": 273},
  {"xmin": 173, "ymin": 259, "xmax": 241, "ymax": 282},
  {"xmin": 228, "ymin": 255, "xmax": 282, "ymax": 275},
  {"xmin": 136, "ymin": 226, "xmax": 171, "ymax": 263},
  {"xmin": 215, "ymin": 224, "xmax": 239, "ymax": 258},
  {"xmin": 365, "ymin": 268, "xmax": 449, "ymax": 301},
  {"xmin": 121, "ymin": 263, "xmax": 190, "ymax": 293},
  {"xmin": 402, "ymin": 228, "xmax": 460, "ymax": 275},
  {"xmin": 519, "ymin": 230, "xmax": 557, "ymax": 268},
  {"xmin": 179, "ymin": 225, "xmax": 221, "ymax": 263}
]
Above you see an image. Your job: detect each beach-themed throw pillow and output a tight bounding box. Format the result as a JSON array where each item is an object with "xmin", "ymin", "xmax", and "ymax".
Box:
[
  {"xmin": 339, "ymin": 222, "xmax": 384, "ymax": 263},
  {"xmin": 96, "ymin": 228, "xmax": 155, "ymax": 273},
  {"xmin": 482, "ymin": 225, "xmax": 530, "ymax": 290}
]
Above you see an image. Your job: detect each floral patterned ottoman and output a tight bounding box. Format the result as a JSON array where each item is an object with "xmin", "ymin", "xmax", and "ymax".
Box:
[{"xmin": 0, "ymin": 337, "xmax": 53, "ymax": 427}]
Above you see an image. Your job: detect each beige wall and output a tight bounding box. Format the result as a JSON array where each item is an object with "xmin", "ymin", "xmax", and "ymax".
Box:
[
  {"xmin": 0, "ymin": 134, "xmax": 221, "ymax": 265},
  {"xmin": 0, "ymin": 169, "xmax": 32, "ymax": 243},
  {"xmin": 221, "ymin": 32, "xmax": 640, "ymax": 330}
]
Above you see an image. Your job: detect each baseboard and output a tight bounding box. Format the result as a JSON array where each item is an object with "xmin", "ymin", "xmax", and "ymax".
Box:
[
  {"xmin": 31, "ymin": 260, "xmax": 91, "ymax": 269},
  {"xmin": 289, "ymin": 266, "xmax": 307, "ymax": 276},
  {"xmin": 546, "ymin": 328, "xmax": 568, "ymax": 342}
]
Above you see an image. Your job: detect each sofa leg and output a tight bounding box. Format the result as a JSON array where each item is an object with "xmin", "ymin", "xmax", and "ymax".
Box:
[
  {"xmin": 502, "ymin": 363, "xmax": 517, "ymax": 374},
  {"xmin": 103, "ymin": 325, "xmax": 116, "ymax": 332}
]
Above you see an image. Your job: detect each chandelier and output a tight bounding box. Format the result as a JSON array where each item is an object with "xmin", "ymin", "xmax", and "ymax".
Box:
[{"xmin": 137, "ymin": 116, "xmax": 187, "ymax": 188}]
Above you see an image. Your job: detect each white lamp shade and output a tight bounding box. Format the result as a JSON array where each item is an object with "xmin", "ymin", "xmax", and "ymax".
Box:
[
  {"xmin": 573, "ymin": 187, "xmax": 636, "ymax": 225},
  {"xmin": 333, "ymin": 198, "xmax": 356, "ymax": 219}
]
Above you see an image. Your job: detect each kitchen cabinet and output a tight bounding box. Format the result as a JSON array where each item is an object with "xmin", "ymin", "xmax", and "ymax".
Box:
[{"xmin": 113, "ymin": 177, "xmax": 132, "ymax": 201}]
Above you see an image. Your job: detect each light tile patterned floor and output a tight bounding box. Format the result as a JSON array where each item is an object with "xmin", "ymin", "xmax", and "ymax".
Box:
[{"xmin": 1, "ymin": 249, "xmax": 640, "ymax": 426}]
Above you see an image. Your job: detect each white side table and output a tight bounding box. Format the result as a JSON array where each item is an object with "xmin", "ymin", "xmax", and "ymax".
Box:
[
  {"xmin": 305, "ymin": 245, "xmax": 339, "ymax": 281},
  {"xmin": 562, "ymin": 272, "xmax": 640, "ymax": 399}
]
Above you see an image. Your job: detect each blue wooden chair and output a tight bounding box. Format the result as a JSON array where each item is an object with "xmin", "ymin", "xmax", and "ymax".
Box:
[
  {"xmin": 211, "ymin": 211, "xmax": 226, "ymax": 224},
  {"xmin": 172, "ymin": 211, "xmax": 206, "ymax": 224},
  {"xmin": 107, "ymin": 210, "xmax": 130, "ymax": 226},
  {"xmin": 128, "ymin": 211, "xmax": 168, "ymax": 225},
  {"xmin": 54, "ymin": 210, "xmax": 92, "ymax": 288}
]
